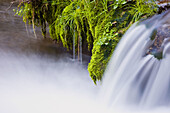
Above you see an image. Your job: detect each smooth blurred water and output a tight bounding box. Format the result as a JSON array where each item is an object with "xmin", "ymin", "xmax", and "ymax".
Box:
[{"xmin": 100, "ymin": 10, "xmax": 170, "ymax": 112}]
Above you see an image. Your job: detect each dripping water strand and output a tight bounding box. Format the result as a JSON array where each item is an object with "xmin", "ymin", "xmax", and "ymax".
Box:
[
  {"xmin": 73, "ymin": 30, "xmax": 75, "ymax": 61},
  {"xmin": 72, "ymin": 30, "xmax": 82, "ymax": 64},
  {"xmin": 25, "ymin": 20, "xmax": 29, "ymax": 37},
  {"xmin": 80, "ymin": 35, "xmax": 82, "ymax": 64},
  {"xmin": 32, "ymin": 9, "xmax": 37, "ymax": 39}
]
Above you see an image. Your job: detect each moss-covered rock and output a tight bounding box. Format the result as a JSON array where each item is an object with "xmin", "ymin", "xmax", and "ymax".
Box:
[{"xmin": 15, "ymin": 0, "xmax": 158, "ymax": 84}]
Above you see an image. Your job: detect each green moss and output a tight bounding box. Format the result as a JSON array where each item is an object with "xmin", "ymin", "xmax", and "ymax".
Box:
[
  {"xmin": 87, "ymin": 0, "xmax": 158, "ymax": 83},
  {"xmin": 15, "ymin": 0, "xmax": 158, "ymax": 84},
  {"xmin": 88, "ymin": 21, "xmax": 128, "ymax": 83}
]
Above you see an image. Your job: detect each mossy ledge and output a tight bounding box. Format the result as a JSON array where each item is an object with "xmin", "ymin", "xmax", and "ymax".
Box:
[{"xmin": 15, "ymin": 0, "xmax": 160, "ymax": 84}]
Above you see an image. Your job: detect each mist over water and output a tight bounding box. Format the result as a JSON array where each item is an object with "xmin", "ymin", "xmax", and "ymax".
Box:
[
  {"xmin": 0, "ymin": 2, "xmax": 101, "ymax": 113},
  {"xmin": 0, "ymin": 50, "xmax": 100, "ymax": 113}
]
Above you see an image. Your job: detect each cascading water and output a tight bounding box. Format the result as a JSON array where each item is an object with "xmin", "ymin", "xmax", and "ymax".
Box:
[{"xmin": 100, "ymin": 10, "xmax": 170, "ymax": 112}]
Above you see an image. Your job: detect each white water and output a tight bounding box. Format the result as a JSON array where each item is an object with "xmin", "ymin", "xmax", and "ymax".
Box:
[
  {"xmin": 0, "ymin": 50, "xmax": 102, "ymax": 113},
  {"xmin": 100, "ymin": 10, "xmax": 170, "ymax": 112}
]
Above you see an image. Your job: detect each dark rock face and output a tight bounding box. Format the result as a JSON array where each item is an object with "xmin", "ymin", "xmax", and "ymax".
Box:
[
  {"xmin": 158, "ymin": 4, "xmax": 170, "ymax": 14},
  {"xmin": 146, "ymin": 25, "xmax": 170, "ymax": 59},
  {"xmin": 146, "ymin": 8, "xmax": 170, "ymax": 60}
]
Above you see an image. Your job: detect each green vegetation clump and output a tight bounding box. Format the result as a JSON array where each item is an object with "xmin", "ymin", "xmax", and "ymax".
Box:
[{"xmin": 15, "ymin": 0, "xmax": 158, "ymax": 84}]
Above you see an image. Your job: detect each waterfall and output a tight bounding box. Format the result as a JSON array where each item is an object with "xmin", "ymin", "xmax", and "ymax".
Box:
[{"xmin": 100, "ymin": 10, "xmax": 170, "ymax": 109}]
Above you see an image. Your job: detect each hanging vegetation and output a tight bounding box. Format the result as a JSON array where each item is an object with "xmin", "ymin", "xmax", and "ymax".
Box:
[{"xmin": 14, "ymin": 0, "xmax": 159, "ymax": 84}]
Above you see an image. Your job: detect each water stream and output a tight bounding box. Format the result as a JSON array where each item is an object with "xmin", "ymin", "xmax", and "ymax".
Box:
[{"xmin": 100, "ymin": 10, "xmax": 170, "ymax": 113}]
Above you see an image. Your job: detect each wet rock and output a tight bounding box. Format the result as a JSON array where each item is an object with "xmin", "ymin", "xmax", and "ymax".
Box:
[{"xmin": 146, "ymin": 24, "xmax": 170, "ymax": 59}]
